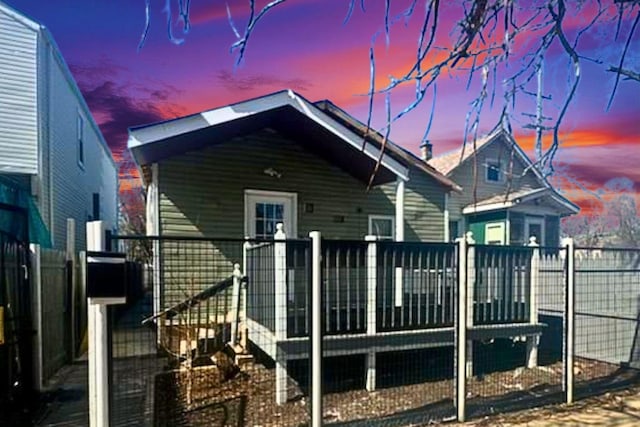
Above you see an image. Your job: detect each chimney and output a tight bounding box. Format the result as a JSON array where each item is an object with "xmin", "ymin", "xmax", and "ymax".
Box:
[{"xmin": 420, "ymin": 140, "xmax": 433, "ymax": 161}]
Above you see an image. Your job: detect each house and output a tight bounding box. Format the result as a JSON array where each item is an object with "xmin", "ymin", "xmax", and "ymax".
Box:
[
  {"xmin": 0, "ymin": 1, "xmax": 118, "ymax": 249},
  {"xmin": 130, "ymin": 90, "xmax": 460, "ymax": 244},
  {"xmin": 427, "ymin": 129, "xmax": 579, "ymax": 247},
  {"xmin": 0, "ymin": 1, "xmax": 118, "ymax": 404}
]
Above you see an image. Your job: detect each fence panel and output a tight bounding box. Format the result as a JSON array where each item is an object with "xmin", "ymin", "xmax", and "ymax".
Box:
[
  {"xmin": 40, "ymin": 248, "xmax": 69, "ymax": 383},
  {"xmin": 574, "ymin": 247, "xmax": 640, "ymax": 399},
  {"xmin": 466, "ymin": 244, "xmax": 568, "ymax": 419}
]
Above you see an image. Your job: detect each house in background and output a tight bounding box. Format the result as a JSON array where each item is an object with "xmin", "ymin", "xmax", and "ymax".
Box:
[
  {"xmin": 427, "ymin": 129, "xmax": 579, "ymax": 247},
  {"xmin": 0, "ymin": 1, "xmax": 118, "ymax": 249}
]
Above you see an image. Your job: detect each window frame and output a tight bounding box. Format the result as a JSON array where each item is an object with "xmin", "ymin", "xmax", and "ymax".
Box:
[
  {"xmin": 485, "ymin": 158, "xmax": 503, "ymax": 183},
  {"xmin": 244, "ymin": 189, "xmax": 298, "ymax": 239},
  {"xmin": 368, "ymin": 214, "xmax": 395, "ymax": 240},
  {"xmin": 77, "ymin": 113, "xmax": 85, "ymax": 169}
]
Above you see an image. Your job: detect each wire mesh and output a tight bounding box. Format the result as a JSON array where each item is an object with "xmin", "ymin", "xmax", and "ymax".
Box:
[
  {"xmin": 466, "ymin": 244, "xmax": 567, "ymax": 418},
  {"xmin": 573, "ymin": 247, "xmax": 640, "ymax": 399}
]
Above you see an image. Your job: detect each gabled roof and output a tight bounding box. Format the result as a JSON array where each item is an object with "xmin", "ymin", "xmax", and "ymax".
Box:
[
  {"xmin": 129, "ymin": 90, "xmax": 460, "ymax": 191},
  {"xmin": 314, "ymin": 100, "xmax": 461, "ymax": 192},
  {"xmin": 429, "ymin": 128, "xmax": 579, "ymax": 215}
]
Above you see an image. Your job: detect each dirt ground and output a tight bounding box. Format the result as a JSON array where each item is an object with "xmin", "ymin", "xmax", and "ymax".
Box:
[{"xmin": 153, "ymin": 354, "xmax": 635, "ymax": 427}]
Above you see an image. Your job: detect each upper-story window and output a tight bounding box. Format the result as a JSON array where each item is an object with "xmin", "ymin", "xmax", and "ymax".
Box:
[
  {"xmin": 77, "ymin": 114, "xmax": 85, "ymax": 167},
  {"xmin": 486, "ymin": 159, "xmax": 502, "ymax": 182}
]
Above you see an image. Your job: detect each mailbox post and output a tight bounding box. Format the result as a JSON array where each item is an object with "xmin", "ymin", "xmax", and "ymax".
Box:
[{"xmin": 86, "ymin": 221, "xmax": 126, "ymax": 427}]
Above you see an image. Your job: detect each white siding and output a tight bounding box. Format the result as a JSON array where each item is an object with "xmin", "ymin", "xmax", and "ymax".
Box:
[
  {"xmin": 0, "ymin": 7, "xmax": 39, "ymax": 174},
  {"xmin": 46, "ymin": 46, "xmax": 117, "ymax": 249}
]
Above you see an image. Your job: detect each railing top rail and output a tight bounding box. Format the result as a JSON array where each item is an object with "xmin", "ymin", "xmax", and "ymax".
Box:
[
  {"xmin": 575, "ymin": 246, "xmax": 640, "ymax": 252},
  {"xmin": 110, "ymin": 234, "xmax": 311, "ymax": 244},
  {"xmin": 141, "ymin": 275, "xmax": 246, "ymax": 325}
]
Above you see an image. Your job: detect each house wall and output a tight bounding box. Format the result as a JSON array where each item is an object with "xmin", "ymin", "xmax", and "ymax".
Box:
[
  {"xmin": 0, "ymin": 6, "xmax": 39, "ymax": 175},
  {"xmin": 157, "ymin": 130, "xmax": 446, "ymax": 241},
  {"xmin": 447, "ymin": 137, "xmax": 540, "ymax": 221},
  {"xmin": 42, "ymin": 34, "xmax": 118, "ymax": 250}
]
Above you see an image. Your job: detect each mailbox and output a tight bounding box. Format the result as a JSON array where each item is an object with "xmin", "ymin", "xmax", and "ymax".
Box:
[{"xmin": 87, "ymin": 251, "xmax": 127, "ymax": 305}]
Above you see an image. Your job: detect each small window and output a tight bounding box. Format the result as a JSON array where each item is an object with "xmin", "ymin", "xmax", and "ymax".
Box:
[
  {"xmin": 486, "ymin": 160, "xmax": 501, "ymax": 182},
  {"xmin": 77, "ymin": 114, "xmax": 85, "ymax": 167},
  {"xmin": 369, "ymin": 215, "xmax": 395, "ymax": 240}
]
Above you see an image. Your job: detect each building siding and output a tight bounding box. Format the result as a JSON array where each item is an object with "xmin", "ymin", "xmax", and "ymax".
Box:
[
  {"xmin": 0, "ymin": 8, "xmax": 38, "ymax": 174},
  {"xmin": 447, "ymin": 137, "xmax": 540, "ymax": 220},
  {"xmin": 46, "ymin": 46, "xmax": 118, "ymax": 249},
  {"xmin": 158, "ymin": 130, "xmax": 446, "ymax": 241}
]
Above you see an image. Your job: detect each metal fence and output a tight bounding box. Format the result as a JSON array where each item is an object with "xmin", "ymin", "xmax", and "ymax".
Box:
[
  {"xmin": 573, "ymin": 247, "xmax": 640, "ymax": 399},
  {"xmin": 94, "ymin": 232, "xmax": 640, "ymax": 426},
  {"xmin": 0, "ymin": 231, "xmax": 32, "ymax": 421}
]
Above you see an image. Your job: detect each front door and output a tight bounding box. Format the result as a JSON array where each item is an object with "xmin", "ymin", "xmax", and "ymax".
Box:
[
  {"xmin": 525, "ymin": 217, "xmax": 545, "ymax": 246},
  {"xmin": 244, "ymin": 190, "xmax": 297, "ymax": 238}
]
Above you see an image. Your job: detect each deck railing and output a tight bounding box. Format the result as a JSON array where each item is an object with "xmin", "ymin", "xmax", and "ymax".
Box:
[
  {"xmin": 471, "ymin": 244, "xmax": 533, "ymax": 325},
  {"xmin": 376, "ymin": 241, "xmax": 457, "ymax": 331},
  {"xmin": 244, "ymin": 231, "xmax": 546, "ymax": 339}
]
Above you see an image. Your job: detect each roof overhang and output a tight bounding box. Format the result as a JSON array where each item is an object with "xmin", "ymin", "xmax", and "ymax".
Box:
[
  {"xmin": 463, "ymin": 187, "xmax": 580, "ymax": 216},
  {"xmin": 129, "ymin": 90, "xmax": 409, "ymax": 186}
]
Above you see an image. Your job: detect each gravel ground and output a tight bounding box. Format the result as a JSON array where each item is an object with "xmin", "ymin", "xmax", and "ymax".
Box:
[{"xmin": 153, "ymin": 355, "xmax": 633, "ymax": 426}]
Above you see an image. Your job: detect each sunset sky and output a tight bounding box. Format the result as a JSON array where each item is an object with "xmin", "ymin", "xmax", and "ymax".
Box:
[{"xmin": 9, "ymin": 0, "xmax": 640, "ymax": 216}]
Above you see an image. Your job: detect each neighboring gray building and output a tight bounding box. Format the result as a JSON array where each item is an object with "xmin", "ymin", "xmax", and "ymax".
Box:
[{"xmin": 0, "ymin": 1, "xmax": 118, "ymax": 248}]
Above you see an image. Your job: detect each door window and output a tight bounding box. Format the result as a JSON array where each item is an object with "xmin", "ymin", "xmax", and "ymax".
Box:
[{"xmin": 245, "ymin": 190, "xmax": 297, "ymax": 238}]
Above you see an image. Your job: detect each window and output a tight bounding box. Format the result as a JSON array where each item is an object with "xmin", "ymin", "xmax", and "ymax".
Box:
[
  {"xmin": 486, "ymin": 159, "xmax": 501, "ymax": 182},
  {"xmin": 368, "ymin": 215, "xmax": 395, "ymax": 240},
  {"xmin": 77, "ymin": 114, "xmax": 85, "ymax": 167},
  {"xmin": 244, "ymin": 190, "xmax": 297, "ymax": 239}
]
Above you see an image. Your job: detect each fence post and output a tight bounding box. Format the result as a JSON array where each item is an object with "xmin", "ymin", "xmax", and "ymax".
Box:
[
  {"xmin": 565, "ymin": 237, "xmax": 575, "ymax": 404},
  {"xmin": 365, "ymin": 235, "xmax": 377, "ymax": 391},
  {"xmin": 230, "ymin": 263, "xmax": 242, "ymax": 347},
  {"xmin": 241, "ymin": 239, "xmax": 252, "ymax": 350},
  {"xmin": 274, "ymin": 223, "xmax": 288, "ymax": 405},
  {"xmin": 30, "ymin": 243, "xmax": 43, "ymax": 391},
  {"xmin": 465, "ymin": 231, "xmax": 475, "ymax": 378},
  {"xmin": 309, "ymin": 231, "xmax": 323, "ymax": 427},
  {"xmin": 527, "ymin": 236, "xmax": 540, "ymax": 368},
  {"xmin": 66, "ymin": 218, "xmax": 76, "ymax": 360},
  {"xmin": 87, "ymin": 220, "xmax": 109, "ymax": 427},
  {"xmin": 456, "ymin": 234, "xmax": 468, "ymax": 422}
]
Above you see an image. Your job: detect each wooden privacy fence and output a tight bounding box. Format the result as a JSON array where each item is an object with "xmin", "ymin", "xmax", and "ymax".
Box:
[{"xmin": 39, "ymin": 248, "xmax": 69, "ymax": 383}]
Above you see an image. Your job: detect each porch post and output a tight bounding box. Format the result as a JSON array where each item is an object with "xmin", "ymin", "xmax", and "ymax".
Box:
[
  {"xmin": 394, "ymin": 178, "xmax": 405, "ymax": 308},
  {"xmin": 527, "ymin": 236, "xmax": 540, "ymax": 368},
  {"xmin": 395, "ymin": 178, "xmax": 405, "ymax": 241},
  {"xmin": 274, "ymin": 223, "xmax": 288, "ymax": 405}
]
